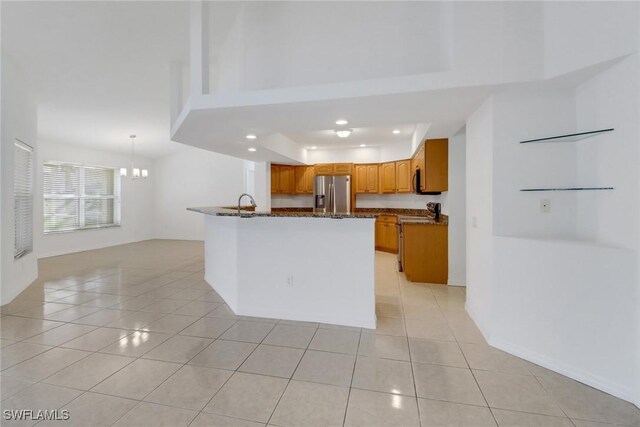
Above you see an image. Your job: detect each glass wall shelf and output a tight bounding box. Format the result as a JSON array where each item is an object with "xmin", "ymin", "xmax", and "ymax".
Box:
[
  {"xmin": 519, "ymin": 128, "xmax": 614, "ymax": 144},
  {"xmin": 520, "ymin": 187, "xmax": 614, "ymax": 192}
]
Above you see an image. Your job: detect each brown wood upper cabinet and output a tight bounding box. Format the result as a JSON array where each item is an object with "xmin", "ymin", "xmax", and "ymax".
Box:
[
  {"xmin": 380, "ymin": 162, "xmax": 396, "ymax": 193},
  {"xmin": 294, "ymin": 166, "xmax": 314, "ymax": 194},
  {"xmin": 380, "ymin": 160, "xmax": 411, "ymax": 193},
  {"xmin": 314, "ymin": 163, "xmax": 353, "ymax": 176},
  {"xmin": 271, "ymin": 164, "xmax": 295, "ymax": 194},
  {"xmin": 354, "ymin": 164, "xmax": 379, "ymax": 194},
  {"xmin": 395, "ymin": 160, "xmax": 412, "ymax": 193},
  {"xmin": 413, "ymin": 138, "xmax": 448, "ymax": 193}
]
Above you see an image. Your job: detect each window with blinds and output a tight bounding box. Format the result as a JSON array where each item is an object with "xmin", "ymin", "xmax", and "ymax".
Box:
[
  {"xmin": 43, "ymin": 162, "xmax": 120, "ymax": 233},
  {"xmin": 14, "ymin": 140, "xmax": 34, "ymax": 259}
]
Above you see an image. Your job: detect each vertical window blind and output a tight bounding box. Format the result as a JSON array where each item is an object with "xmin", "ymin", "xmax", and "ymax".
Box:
[
  {"xmin": 43, "ymin": 162, "xmax": 120, "ymax": 233},
  {"xmin": 14, "ymin": 140, "xmax": 34, "ymax": 259}
]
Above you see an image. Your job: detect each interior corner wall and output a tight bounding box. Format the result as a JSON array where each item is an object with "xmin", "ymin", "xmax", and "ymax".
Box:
[
  {"xmin": 35, "ymin": 141, "xmax": 155, "ymax": 258},
  {"xmin": 1, "ymin": 56, "xmax": 38, "ymax": 305},
  {"xmin": 464, "ymin": 95, "xmax": 494, "ymax": 335},
  {"xmin": 492, "ymin": 87, "xmax": 577, "ymax": 240},
  {"xmin": 543, "ymin": 1, "xmax": 640, "ymax": 78},
  {"xmin": 153, "ymin": 145, "xmax": 245, "ymax": 240},
  {"xmin": 467, "ymin": 58, "xmax": 640, "ymax": 406},
  {"xmin": 447, "ymin": 127, "xmax": 466, "ymax": 286}
]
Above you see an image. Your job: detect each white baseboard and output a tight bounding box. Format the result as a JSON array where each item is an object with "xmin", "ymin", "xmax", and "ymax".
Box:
[
  {"xmin": 489, "ymin": 337, "xmax": 639, "ymax": 408},
  {"xmin": 235, "ymin": 305, "xmax": 377, "ymax": 330},
  {"xmin": 464, "ymin": 302, "xmax": 638, "ymax": 408}
]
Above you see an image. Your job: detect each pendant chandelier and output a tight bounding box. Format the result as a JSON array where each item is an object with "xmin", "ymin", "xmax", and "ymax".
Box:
[{"xmin": 120, "ymin": 135, "xmax": 148, "ymax": 179}]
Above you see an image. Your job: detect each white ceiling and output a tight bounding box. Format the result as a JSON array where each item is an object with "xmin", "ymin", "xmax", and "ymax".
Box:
[
  {"xmin": 285, "ymin": 124, "xmax": 418, "ymax": 150},
  {"xmin": 2, "ymin": 1, "xmax": 190, "ymax": 159},
  {"xmin": 5, "ymin": 2, "xmax": 620, "ymax": 163}
]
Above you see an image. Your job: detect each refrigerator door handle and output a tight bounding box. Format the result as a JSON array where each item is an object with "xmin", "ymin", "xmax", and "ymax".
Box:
[{"xmin": 328, "ymin": 182, "xmax": 334, "ymax": 213}]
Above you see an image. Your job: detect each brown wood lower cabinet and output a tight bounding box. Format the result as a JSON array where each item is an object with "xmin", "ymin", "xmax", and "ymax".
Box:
[
  {"xmin": 402, "ymin": 224, "xmax": 448, "ymax": 284},
  {"xmin": 375, "ymin": 215, "xmax": 398, "ymax": 253}
]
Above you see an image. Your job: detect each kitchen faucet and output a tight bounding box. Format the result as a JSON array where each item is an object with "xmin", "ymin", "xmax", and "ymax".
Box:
[{"xmin": 237, "ymin": 193, "xmax": 257, "ymax": 214}]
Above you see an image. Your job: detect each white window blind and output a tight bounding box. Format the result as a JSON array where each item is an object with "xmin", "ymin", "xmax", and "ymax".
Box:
[
  {"xmin": 44, "ymin": 162, "xmax": 120, "ymax": 233},
  {"xmin": 14, "ymin": 140, "xmax": 34, "ymax": 259}
]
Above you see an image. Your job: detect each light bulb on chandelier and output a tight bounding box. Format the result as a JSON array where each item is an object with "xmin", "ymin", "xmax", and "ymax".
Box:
[{"xmin": 120, "ymin": 135, "xmax": 148, "ymax": 179}]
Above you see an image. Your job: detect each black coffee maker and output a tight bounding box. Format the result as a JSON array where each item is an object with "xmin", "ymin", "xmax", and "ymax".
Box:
[{"xmin": 426, "ymin": 202, "xmax": 441, "ymax": 220}]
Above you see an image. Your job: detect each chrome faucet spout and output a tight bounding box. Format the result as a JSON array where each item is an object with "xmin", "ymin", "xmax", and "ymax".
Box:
[{"xmin": 237, "ymin": 193, "xmax": 257, "ymax": 214}]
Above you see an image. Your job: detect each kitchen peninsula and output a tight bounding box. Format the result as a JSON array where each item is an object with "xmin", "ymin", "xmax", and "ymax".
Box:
[{"xmin": 188, "ymin": 207, "xmax": 377, "ymax": 328}]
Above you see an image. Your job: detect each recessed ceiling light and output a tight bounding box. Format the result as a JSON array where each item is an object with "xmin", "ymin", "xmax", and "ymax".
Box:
[
  {"xmin": 310, "ymin": 146, "xmax": 317, "ymax": 150},
  {"xmin": 335, "ymin": 119, "xmax": 348, "ymax": 126},
  {"xmin": 335, "ymin": 129, "xmax": 353, "ymax": 138},
  {"xmin": 392, "ymin": 129, "xmax": 400, "ymax": 134},
  {"xmin": 247, "ymin": 147, "xmax": 257, "ymax": 152},
  {"xmin": 360, "ymin": 144, "xmax": 366, "ymax": 147},
  {"xmin": 246, "ymin": 134, "xmax": 257, "ymax": 139}
]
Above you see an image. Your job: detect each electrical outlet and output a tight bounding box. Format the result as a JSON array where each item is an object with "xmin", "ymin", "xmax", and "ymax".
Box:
[
  {"xmin": 540, "ymin": 199, "xmax": 551, "ymax": 213},
  {"xmin": 472, "ymin": 216, "xmax": 478, "ymax": 228},
  {"xmin": 286, "ymin": 275, "xmax": 294, "ymax": 288}
]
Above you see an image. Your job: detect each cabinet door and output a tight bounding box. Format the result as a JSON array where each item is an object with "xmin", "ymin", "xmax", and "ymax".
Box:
[
  {"xmin": 381, "ymin": 162, "xmax": 396, "ymax": 193},
  {"xmin": 271, "ymin": 165, "xmax": 280, "ymax": 194},
  {"xmin": 333, "ymin": 163, "xmax": 353, "ymax": 175},
  {"xmin": 403, "ymin": 224, "xmax": 448, "ymax": 284},
  {"xmin": 314, "ymin": 164, "xmax": 334, "ymax": 175},
  {"xmin": 374, "ymin": 221, "xmax": 383, "ymax": 249},
  {"xmin": 367, "ymin": 164, "xmax": 379, "ymax": 193},
  {"xmin": 385, "ymin": 223, "xmax": 398, "ymax": 253},
  {"xmin": 425, "ymin": 138, "xmax": 448, "ymax": 192},
  {"xmin": 279, "ymin": 166, "xmax": 294, "ymax": 194},
  {"xmin": 395, "ymin": 160, "xmax": 411, "ymax": 193},
  {"xmin": 354, "ymin": 165, "xmax": 368, "ymax": 193},
  {"xmin": 294, "ymin": 166, "xmax": 307, "ymax": 194},
  {"xmin": 304, "ymin": 166, "xmax": 315, "ymax": 193}
]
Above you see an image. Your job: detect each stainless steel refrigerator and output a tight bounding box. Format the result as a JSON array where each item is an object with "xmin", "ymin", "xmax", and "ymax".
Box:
[{"xmin": 313, "ymin": 175, "xmax": 351, "ymax": 213}]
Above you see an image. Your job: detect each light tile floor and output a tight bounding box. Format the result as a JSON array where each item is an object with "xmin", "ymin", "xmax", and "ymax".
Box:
[{"xmin": 1, "ymin": 240, "xmax": 639, "ymax": 426}]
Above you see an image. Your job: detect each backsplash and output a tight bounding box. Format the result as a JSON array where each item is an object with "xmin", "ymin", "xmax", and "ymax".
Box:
[
  {"xmin": 271, "ymin": 194, "xmax": 314, "ymax": 208},
  {"xmin": 355, "ymin": 192, "xmax": 448, "ymax": 214}
]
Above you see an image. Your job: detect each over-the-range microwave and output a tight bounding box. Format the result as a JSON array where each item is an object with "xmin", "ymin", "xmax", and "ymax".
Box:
[{"xmin": 413, "ymin": 169, "xmax": 442, "ymax": 195}]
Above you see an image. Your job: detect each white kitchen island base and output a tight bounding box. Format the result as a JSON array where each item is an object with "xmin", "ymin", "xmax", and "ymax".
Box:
[{"xmin": 202, "ymin": 213, "xmax": 376, "ymax": 329}]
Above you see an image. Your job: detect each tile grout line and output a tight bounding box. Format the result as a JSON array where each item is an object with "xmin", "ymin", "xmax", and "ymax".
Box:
[
  {"xmin": 340, "ymin": 326, "xmax": 362, "ymax": 427},
  {"xmin": 399, "ymin": 268, "xmax": 424, "ymax": 427},
  {"xmin": 264, "ymin": 322, "xmax": 322, "ymax": 426}
]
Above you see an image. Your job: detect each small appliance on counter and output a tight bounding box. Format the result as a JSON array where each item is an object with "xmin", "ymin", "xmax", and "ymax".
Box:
[{"xmin": 426, "ymin": 202, "xmax": 441, "ymax": 220}]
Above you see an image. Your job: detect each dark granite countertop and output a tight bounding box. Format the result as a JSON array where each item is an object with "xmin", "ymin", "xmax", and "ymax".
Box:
[
  {"xmin": 188, "ymin": 206, "xmax": 448, "ymax": 225},
  {"xmin": 187, "ymin": 206, "xmax": 378, "ymax": 219}
]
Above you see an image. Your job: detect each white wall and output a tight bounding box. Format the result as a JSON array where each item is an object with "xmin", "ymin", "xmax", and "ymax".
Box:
[
  {"xmin": 464, "ymin": 96, "xmax": 494, "ymax": 335},
  {"xmin": 543, "ymin": 1, "xmax": 640, "ymax": 78},
  {"xmin": 35, "ymin": 141, "xmax": 155, "ymax": 258},
  {"xmin": 153, "ymin": 145, "xmax": 245, "ymax": 240},
  {"xmin": 575, "ymin": 54, "xmax": 640, "ymax": 250},
  {"xmin": 355, "ymin": 193, "xmax": 447, "ymax": 212},
  {"xmin": 447, "ymin": 127, "xmax": 466, "ymax": 286},
  {"xmin": 205, "ymin": 214, "xmax": 376, "ymax": 328},
  {"xmin": 1, "ymin": 56, "xmax": 38, "ymax": 305},
  {"xmin": 306, "ymin": 147, "xmax": 382, "ymax": 165},
  {"xmin": 465, "ymin": 55, "xmax": 640, "ymax": 406},
  {"xmin": 271, "ymin": 195, "xmax": 313, "ymax": 209},
  {"xmin": 215, "ymin": 2, "xmax": 448, "ymax": 91},
  {"xmin": 493, "ymin": 237, "xmax": 638, "ymax": 404},
  {"xmin": 492, "ymin": 87, "xmax": 578, "ymax": 240}
]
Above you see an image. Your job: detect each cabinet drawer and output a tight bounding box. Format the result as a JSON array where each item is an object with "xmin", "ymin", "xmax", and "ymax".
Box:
[{"xmin": 377, "ymin": 215, "xmax": 398, "ymax": 224}]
